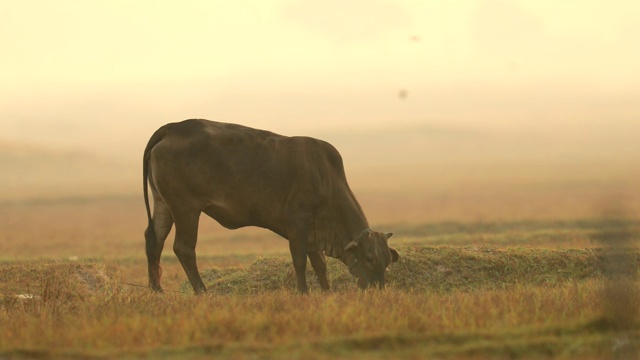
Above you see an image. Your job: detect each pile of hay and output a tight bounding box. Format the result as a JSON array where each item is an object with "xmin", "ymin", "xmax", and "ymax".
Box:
[
  {"xmin": 188, "ymin": 246, "xmax": 620, "ymax": 295},
  {"xmin": 0, "ymin": 261, "xmax": 113, "ymax": 303},
  {"xmin": 187, "ymin": 256, "xmax": 356, "ymax": 294}
]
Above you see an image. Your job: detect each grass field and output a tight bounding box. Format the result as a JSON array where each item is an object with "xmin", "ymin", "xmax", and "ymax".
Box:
[
  {"xmin": 1, "ymin": 160, "xmax": 639, "ymax": 359},
  {"xmin": 0, "ymin": 245, "xmax": 638, "ymax": 359}
]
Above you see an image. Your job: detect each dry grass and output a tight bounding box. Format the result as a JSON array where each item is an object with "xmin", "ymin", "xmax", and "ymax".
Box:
[
  {"xmin": 1, "ymin": 246, "xmax": 639, "ymax": 359},
  {"xmin": 192, "ymin": 246, "xmax": 618, "ymax": 295}
]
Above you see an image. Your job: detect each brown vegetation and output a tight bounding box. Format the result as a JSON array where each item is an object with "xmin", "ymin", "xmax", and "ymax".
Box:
[{"xmin": 1, "ymin": 245, "xmax": 639, "ymax": 359}]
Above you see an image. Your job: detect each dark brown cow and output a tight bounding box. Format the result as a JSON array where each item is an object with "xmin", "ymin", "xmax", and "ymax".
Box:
[{"xmin": 143, "ymin": 119, "xmax": 398, "ymax": 294}]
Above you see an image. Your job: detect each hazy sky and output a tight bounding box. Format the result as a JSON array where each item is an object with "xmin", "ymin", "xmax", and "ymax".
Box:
[{"xmin": 1, "ymin": 0, "xmax": 638, "ymax": 156}]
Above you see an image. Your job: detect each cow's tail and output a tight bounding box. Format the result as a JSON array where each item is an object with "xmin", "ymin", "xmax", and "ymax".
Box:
[{"xmin": 143, "ymin": 127, "xmax": 166, "ymax": 261}]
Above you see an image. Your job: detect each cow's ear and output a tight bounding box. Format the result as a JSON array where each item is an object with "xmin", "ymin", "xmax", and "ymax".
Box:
[
  {"xmin": 390, "ymin": 248, "xmax": 399, "ymax": 262},
  {"xmin": 344, "ymin": 241, "xmax": 359, "ymax": 252},
  {"xmin": 384, "ymin": 232, "xmax": 393, "ymax": 240}
]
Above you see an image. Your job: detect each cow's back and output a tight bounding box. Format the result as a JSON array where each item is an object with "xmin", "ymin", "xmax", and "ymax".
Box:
[{"xmin": 148, "ymin": 119, "xmax": 347, "ymax": 233}]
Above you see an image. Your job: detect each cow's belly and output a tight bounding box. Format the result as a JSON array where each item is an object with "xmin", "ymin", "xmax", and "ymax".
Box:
[
  {"xmin": 202, "ymin": 200, "xmax": 271, "ymax": 230},
  {"xmin": 203, "ymin": 198, "xmax": 290, "ymax": 241},
  {"xmin": 202, "ymin": 202, "xmax": 246, "ymax": 229}
]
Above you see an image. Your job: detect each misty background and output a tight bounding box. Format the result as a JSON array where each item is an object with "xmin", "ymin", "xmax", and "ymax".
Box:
[{"xmin": 1, "ymin": 0, "xmax": 639, "ymax": 205}]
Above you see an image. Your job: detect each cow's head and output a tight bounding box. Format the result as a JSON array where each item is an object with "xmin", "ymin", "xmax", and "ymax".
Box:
[{"xmin": 344, "ymin": 229, "xmax": 399, "ymax": 289}]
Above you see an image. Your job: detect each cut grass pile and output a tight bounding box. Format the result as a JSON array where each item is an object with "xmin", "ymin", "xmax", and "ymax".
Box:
[
  {"xmin": 190, "ymin": 246, "xmax": 629, "ymax": 294},
  {"xmin": 0, "ymin": 261, "xmax": 112, "ymax": 298}
]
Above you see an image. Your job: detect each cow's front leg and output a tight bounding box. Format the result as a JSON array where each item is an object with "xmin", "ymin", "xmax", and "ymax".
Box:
[
  {"xmin": 287, "ymin": 213, "xmax": 311, "ymax": 293},
  {"xmin": 289, "ymin": 236, "xmax": 309, "ymax": 293},
  {"xmin": 309, "ymin": 251, "xmax": 330, "ymax": 291}
]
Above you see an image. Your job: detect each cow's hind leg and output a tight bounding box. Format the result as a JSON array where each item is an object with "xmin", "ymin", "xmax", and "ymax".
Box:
[
  {"xmin": 308, "ymin": 251, "xmax": 330, "ymax": 291},
  {"xmin": 173, "ymin": 211, "xmax": 206, "ymax": 294},
  {"xmin": 146, "ymin": 196, "xmax": 173, "ymax": 292}
]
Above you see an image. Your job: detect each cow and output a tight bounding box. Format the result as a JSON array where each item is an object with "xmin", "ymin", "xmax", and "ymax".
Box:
[{"xmin": 143, "ymin": 119, "xmax": 399, "ymax": 294}]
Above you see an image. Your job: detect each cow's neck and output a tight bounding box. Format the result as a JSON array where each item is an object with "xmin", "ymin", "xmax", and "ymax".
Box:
[
  {"xmin": 309, "ymin": 186, "xmax": 370, "ymax": 261},
  {"xmin": 335, "ymin": 192, "xmax": 369, "ymax": 264}
]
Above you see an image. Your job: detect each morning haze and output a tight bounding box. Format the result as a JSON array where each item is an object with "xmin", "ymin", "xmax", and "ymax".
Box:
[
  {"xmin": 1, "ymin": 0, "xmax": 639, "ymax": 217},
  {"xmin": 2, "ymin": 3, "xmax": 640, "ymax": 357}
]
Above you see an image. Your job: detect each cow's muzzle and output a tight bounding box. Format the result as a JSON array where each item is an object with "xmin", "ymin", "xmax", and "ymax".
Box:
[{"xmin": 351, "ymin": 259, "xmax": 386, "ymax": 290}]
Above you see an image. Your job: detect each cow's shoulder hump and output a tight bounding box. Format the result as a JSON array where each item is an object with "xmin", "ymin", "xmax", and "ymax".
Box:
[{"xmin": 289, "ymin": 136, "xmax": 344, "ymax": 169}]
